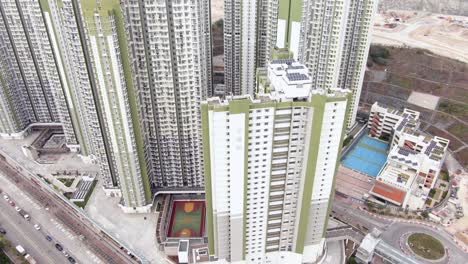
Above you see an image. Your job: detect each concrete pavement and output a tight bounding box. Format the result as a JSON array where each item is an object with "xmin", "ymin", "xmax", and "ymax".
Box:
[
  {"xmin": 323, "ymin": 241, "xmax": 345, "ymax": 264},
  {"xmin": 85, "ymin": 180, "xmax": 168, "ymax": 264}
]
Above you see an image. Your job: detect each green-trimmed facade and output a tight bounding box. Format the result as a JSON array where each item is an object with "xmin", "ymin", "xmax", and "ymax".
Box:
[
  {"xmin": 202, "ymin": 89, "xmax": 349, "ymax": 262},
  {"xmin": 40, "ymin": 0, "xmax": 151, "ymax": 210}
]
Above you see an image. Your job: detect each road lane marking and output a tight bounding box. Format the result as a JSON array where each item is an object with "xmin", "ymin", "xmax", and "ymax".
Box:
[
  {"xmin": 50, "ymin": 218, "xmax": 76, "ymax": 240},
  {"xmin": 86, "ymin": 250, "xmax": 103, "ymax": 264},
  {"xmin": 0, "ymin": 209, "xmax": 57, "ymax": 264}
]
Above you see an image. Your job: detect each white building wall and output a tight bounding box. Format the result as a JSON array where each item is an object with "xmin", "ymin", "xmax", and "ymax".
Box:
[
  {"xmin": 245, "ymin": 108, "xmax": 274, "ymax": 261},
  {"xmin": 303, "ymin": 101, "xmax": 347, "ymax": 260}
]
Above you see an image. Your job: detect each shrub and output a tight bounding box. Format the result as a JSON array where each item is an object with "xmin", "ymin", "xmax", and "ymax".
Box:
[{"xmin": 370, "ymin": 46, "xmax": 390, "ymax": 59}]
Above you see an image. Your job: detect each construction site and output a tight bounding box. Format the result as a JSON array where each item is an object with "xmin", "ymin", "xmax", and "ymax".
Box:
[{"xmin": 372, "ymin": 10, "xmax": 468, "ymax": 63}]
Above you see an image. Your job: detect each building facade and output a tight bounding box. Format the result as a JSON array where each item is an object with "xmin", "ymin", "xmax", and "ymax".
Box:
[
  {"xmin": 338, "ymin": 0, "xmax": 378, "ymax": 129},
  {"xmin": 0, "ymin": 0, "xmax": 76, "ymax": 146},
  {"xmin": 39, "ymin": 0, "xmax": 152, "ymax": 211},
  {"xmin": 202, "ymin": 60, "xmax": 350, "ymax": 263},
  {"xmin": 122, "ymin": 0, "xmax": 211, "ymax": 190},
  {"xmin": 298, "ymin": 0, "xmax": 377, "ymax": 129},
  {"xmin": 224, "ymin": 0, "xmax": 278, "ymax": 96},
  {"xmin": 368, "ymin": 102, "xmax": 449, "ymax": 210},
  {"xmin": 275, "ymin": 0, "xmax": 303, "ymax": 59},
  {"xmin": 1, "ymin": 0, "xmax": 212, "ymax": 211}
]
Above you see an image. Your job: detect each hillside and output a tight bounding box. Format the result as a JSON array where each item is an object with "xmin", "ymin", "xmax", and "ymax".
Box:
[
  {"xmin": 361, "ymin": 46, "xmax": 468, "ymax": 168},
  {"xmin": 379, "ymin": 0, "xmax": 468, "ymax": 16}
]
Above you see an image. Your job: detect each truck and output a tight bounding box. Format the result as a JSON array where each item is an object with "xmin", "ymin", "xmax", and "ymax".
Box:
[
  {"xmin": 18, "ymin": 209, "xmax": 30, "ymax": 220},
  {"xmin": 25, "ymin": 254, "xmax": 37, "ymax": 264},
  {"xmin": 16, "ymin": 245, "xmax": 26, "ymax": 256}
]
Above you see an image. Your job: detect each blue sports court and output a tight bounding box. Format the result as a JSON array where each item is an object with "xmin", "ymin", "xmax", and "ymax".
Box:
[{"xmin": 341, "ymin": 135, "xmax": 388, "ymax": 177}]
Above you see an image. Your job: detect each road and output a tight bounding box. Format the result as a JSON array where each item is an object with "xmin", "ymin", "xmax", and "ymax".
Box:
[
  {"xmin": 382, "ymin": 222, "xmax": 467, "ymax": 264},
  {"xmin": 333, "ymin": 198, "xmax": 468, "ymax": 263},
  {"xmin": 332, "ymin": 197, "xmax": 391, "ymax": 231},
  {"xmin": 0, "ymin": 201, "xmax": 66, "ymax": 264},
  {"xmin": 0, "ymin": 157, "xmax": 138, "ymax": 264},
  {"xmin": 0, "ymin": 172, "xmax": 96, "ymax": 264}
]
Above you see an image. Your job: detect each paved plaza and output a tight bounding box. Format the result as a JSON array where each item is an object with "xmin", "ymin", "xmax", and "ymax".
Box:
[{"xmin": 335, "ymin": 165, "xmax": 374, "ymax": 199}]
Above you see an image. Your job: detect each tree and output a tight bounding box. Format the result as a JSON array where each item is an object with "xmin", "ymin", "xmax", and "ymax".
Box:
[
  {"xmin": 0, "ymin": 235, "xmax": 7, "ymax": 250},
  {"xmin": 421, "ymin": 211, "xmax": 429, "ymax": 218}
]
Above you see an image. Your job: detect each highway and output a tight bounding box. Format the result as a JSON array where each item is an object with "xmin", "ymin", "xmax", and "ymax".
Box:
[
  {"xmin": 0, "ymin": 157, "xmax": 139, "ymax": 264},
  {"xmin": 0, "ymin": 200, "xmax": 66, "ymax": 264}
]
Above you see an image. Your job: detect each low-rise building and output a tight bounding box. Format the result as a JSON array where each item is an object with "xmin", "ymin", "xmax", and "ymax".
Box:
[
  {"xmin": 368, "ymin": 102, "xmax": 420, "ymax": 139},
  {"xmin": 368, "ymin": 103, "xmax": 449, "ymax": 210}
]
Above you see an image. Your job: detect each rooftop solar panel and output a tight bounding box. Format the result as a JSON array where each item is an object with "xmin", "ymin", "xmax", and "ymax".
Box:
[
  {"xmin": 286, "ymin": 72, "xmax": 308, "ymax": 81},
  {"xmin": 271, "ymin": 59, "xmax": 294, "ymax": 65}
]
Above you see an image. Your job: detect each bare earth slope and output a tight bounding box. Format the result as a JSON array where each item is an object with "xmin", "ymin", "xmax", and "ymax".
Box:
[{"xmin": 361, "ymin": 46, "xmax": 468, "ymax": 168}]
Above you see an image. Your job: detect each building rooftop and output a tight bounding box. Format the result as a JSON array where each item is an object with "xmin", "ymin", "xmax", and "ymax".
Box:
[
  {"xmin": 370, "ymin": 181, "xmax": 406, "ymax": 205},
  {"xmin": 206, "ymin": 60, "xmax": 350, "ymax": 107},
  {"xmin": 267, "ymin": 60, "xmax": 312, "ymax": 100}
]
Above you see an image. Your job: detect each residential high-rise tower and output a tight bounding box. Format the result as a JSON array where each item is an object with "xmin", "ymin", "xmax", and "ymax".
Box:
[
  {"xmin": 122, "ymin": 0, "xmax": 212, "ymax": 190},
  {"xmin": 1, "ymin": 0, "xmax": 213, "ymax": 212},
  {"xmin": 224, "ymin": 0, "xmax": 278, "ymax": 96},
  {"xmin": 202, "ymin": 60, "xmax": 350, "ymax": 263},
  {"xmin": 0, "ymin": 0, "xmax": 77, "ymax": 147},
  {"xmin": 338, "ymin": 0, "xmax": 378, "ymax": 129},
  {"xmin": 39, "ymin": 0, "xmax": 151, "ymax": 212}
]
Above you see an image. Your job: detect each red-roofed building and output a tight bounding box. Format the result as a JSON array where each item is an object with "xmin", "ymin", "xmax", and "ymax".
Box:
[{"xmin": 370, "ymin": 181, "xmax": 406, "ymax": 206}]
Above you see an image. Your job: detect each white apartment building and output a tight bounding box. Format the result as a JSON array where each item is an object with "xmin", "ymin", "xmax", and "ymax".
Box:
[
  {"xmin": 123, "ymin": 0, "xmax": 211, "ymax": 190},
  {"xmin": 202, "ymin": 60, "xmax": 350, "ymax": 263},
  {"xmin": 368, "ymin": 103, "xmax": 449, "ymax": 210},
  {"xmin": 338, "ymin": 0, "xmax": 378, "ymax": 129},
  {"xmin": 298, "ymin": 0, "xmax": 350, "ymax": 92},
  {"xmin": 224, "ymin": 0, "xmax": 278, "ymax": 96},
  {"xmin": 0, "ymin": 0, "xmax": 76, "ymax": 146},
  {"xmin": 39, "ymin": 0, "xmax": 152, "ymax": 212},
  {"xmin": 299, "ymin": 0, "xmax": 377, "ymax": 129},
  {"xmin": 1, "ymin": 0, "xmax": 212, "ymax": 212},
  {"xmin": 275, "ymin": 0, "xmax": 303, "ymax": 59}
]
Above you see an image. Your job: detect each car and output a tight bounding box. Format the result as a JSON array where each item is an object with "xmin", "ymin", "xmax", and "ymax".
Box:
[
  {"xmin": 0, "ymin": 227, "xmax": 6, "ymax": 234},
  {"xmin": 34, "ymin": 224, "xmax": 41, "ymax": 230},
  {"xmin": 3, "ymin": 195, "xmax": 9, "ymax": 200},
  {"xmin": 45, "ymin": 235, "xmax": 52, "ymax": 242},
  {"xmin": 15, "ymin": 206, "xmax": 21, "ymax": 212},
  {"xmin": 8, "ymin": 200, "xmax": 15, "ymax": 206},
  {"xmin": 67, "ymin": 256, "xmax": 76, "ymax": 263},
  {"xmin": 63, "ymin": 251, "xmax": 69, "ymax": 257},
  {"xmin": 55, "ymin": 243, "xmax": 63, "ymax": 251}
]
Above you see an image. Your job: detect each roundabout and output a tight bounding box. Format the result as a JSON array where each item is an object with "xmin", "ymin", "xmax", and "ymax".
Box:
[{"xmin": 406, "ymin": 233, "xmax": 446, "ymax": 261}]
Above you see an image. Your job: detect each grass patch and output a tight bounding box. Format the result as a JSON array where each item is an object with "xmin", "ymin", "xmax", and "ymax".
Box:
[
  {"xmin": 439, "ymin": 170, "xmax": 449, "ymax": 182},
  {"xmin": 342, "ymin": 135, "xmax": 354, "ymax": 147},
  {"xmin": 73, "ymin": 180, "xmax": 97, "ymax": 209},
  {"xmin": 447, "ymin": 123, "xmax": 467, "ymax": 141},
  {"xmin": 408, "ymin": 233, "xmax": 445, "ymax": 260},
  {"xmin": 433, "ymin": 189, "xmax": 443, "ymax": 201},
  {"xmin": 58, "ymin": 178, "xmax": 74, "ymax": 187},
  {"xmin": 438, "ymin": 100, "xmax": 468, "ymax": 116},
  {"xmin": 441, "ymin": 190, "xmax": 448, "ymax": 200},
  {"xmin": 0, "ymin": 250, "xmax": 12, "ymax": 264}
]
